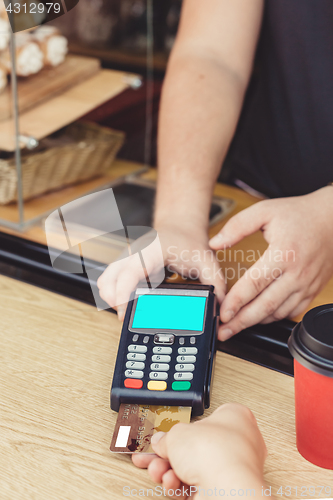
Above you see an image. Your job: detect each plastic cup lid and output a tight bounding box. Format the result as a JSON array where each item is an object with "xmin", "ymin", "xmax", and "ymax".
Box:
[{"xmin": 288, "ymin": 304, "xmax": 333, "ymax": 377}]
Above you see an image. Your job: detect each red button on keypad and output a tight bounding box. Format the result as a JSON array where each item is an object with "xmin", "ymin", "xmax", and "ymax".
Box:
[{"xmin": 124, "ymin": 378, "xmax": 143, "ymax": 389}]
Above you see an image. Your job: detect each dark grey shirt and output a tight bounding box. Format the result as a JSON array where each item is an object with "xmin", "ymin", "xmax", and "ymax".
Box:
[{"xmin": 226, "ymin": 0, "xmax": 333, "ymax": 198}]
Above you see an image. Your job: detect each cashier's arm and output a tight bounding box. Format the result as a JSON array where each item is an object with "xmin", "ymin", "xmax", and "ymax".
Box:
[
  {"xmin": 98, "ymin": 0, "xmax": 264, "ymax": 314},
  {"xmin": 155, "ymin": 0, "xmax": 264, "ymax": 234},
  {"xmin": 154, "ymin": 0, "xmax": 263, "ymax": 295}
]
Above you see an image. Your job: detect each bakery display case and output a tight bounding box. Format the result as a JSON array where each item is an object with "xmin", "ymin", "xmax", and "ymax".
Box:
[
  {"xmin": 0, "ymin": 0, "xmax": 233, "ymax": 240},
  {"xmin": 0, "ymin": 1, "xmax": 146, "ymax": 231}
]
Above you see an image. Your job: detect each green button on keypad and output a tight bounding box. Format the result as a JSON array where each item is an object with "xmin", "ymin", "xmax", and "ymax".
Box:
[{"xmin": 172, "ymin": 381, "xmax": 191, "ymax": 391}]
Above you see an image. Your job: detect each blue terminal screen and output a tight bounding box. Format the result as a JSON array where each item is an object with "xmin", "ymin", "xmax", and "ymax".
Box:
[{"xmin": 132, "ymin": 294, "xmax": 207, "ymax": 331}]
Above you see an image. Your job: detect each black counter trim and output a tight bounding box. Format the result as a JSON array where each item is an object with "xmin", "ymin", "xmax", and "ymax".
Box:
[
  {"xmin": 0, "ymin": 230, "xmax": 295, "ymax": 376},
  {"xmin": 0, "ymin": 231, "xmax": 97, "ymax": 306},
  {"xmin": 218, "ymin": 319, "xmax": 295, "ymax": 376}
]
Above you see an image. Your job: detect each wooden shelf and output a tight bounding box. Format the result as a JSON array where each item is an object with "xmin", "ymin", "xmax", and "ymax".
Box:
[
  {"xmin": 0, "ymin": 68, "xmax": 140, "ymax": 152},
  {"xmin": 0, "ymin": 56, "xmax": 101, "ymax": 122}
]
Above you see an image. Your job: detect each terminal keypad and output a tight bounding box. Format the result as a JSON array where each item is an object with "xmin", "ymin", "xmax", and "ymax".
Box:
[{"xmin": 123, "ymin": 336, "xmax": 197, "ymax": 391}]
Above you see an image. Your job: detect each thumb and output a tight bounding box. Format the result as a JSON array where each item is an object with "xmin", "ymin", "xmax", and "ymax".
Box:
[
  {"xmin": 209, "ymin": 202, "xmax": 269, "ymax": 250},
  {"xmin": 151, "ymin": 432, "xmax": 169, "ymax": 459}
]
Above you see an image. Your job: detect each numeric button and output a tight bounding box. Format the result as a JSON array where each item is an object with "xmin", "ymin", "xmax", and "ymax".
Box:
[
  {"xmin": 127, "ymin": 353, "xmax": 146, "ymax": 361},
  {"xmin": 174, "ymin": 372, "xmax": 193, "ymax": 381},
  {"xmin": 128, "ymin": 345, "xmax": 147, "ymax": 353},
  {"xmin": 177, "ymin": 355, "xmax": 196, "ymax": 363},
  {"xmin": 126, "ymin": 361, "xmax": 145, "ymax": 370},
  {"xmin": 153, "ymin": 346, "xmax": 172, "ymax": 354},
  {"xmin": 149, "ymin": 372, "xmax": 168, "ymax": 380},
  {"xmin": 150, "ymin": 363, "xmax": 170, "ymax": 371},
  {"xmin": 178, "ymin": 347, "xmax": 198, "ymax": 355},
  {"xmin": 152, "ymin": 355, "xmax": 171, "ymax": 363},
  {"xmin": 125, "ymin": 369, "xmax": 144, "ymax": 378},
  {"xmin": 175, "ymin": 363, "xmax": 195, "ymax": 372}
]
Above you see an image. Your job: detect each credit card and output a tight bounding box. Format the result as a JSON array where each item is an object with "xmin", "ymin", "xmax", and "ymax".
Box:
[{"xmin": 110, "ymin": 403, "xmax": 191, "ymax": 453}]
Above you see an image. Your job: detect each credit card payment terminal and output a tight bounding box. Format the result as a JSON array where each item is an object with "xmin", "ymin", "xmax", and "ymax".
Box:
[{"xmin": 111, "ymin": 283, "xmax": 218, "ymax": 416}]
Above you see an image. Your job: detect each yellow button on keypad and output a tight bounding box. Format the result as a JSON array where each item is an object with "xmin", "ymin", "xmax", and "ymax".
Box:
[{"xmin": 147, "ymin": 380, "xmax": 167, "ymax": 391}]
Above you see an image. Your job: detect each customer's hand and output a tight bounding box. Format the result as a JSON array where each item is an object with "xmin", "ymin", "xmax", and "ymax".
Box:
[
  {"xmin": 97, "ymin": 220, "xmax": 226, "ymax": 320},
  {"xmin": 132, "ymin": 403, "xmax": 268, "ymax": 499},
  {"xmin": 209, "ymin": 186, "xmax": 333, "ymax": 340}
]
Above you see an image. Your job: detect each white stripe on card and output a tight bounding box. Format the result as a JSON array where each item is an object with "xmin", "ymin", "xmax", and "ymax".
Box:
[{"xmin": 115, "ymin": 426, "xmax": 131, "ymax": 448}]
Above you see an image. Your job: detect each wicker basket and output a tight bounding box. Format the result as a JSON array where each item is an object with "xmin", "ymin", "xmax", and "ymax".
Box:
[{"xmin": 0, "ymin": 122, "xmax": 125, "ymax": 204}]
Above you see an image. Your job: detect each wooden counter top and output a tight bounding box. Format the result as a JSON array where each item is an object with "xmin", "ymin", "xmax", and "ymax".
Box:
[{"xmin": 0, "ymin": 274, "xmax": 332, "ymax": 500}]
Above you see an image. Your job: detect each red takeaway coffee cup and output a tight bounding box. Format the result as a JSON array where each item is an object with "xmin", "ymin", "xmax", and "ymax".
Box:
[{"xmin": 288, "ymin": 304, "xmax": 333, "ymax": 469}]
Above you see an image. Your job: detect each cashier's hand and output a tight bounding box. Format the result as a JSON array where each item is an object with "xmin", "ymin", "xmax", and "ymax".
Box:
[
  {"xmin": 209, "ymin": 186, "xmax": 333, "ymax": 340},
  {"xmin": 132, "ymin": 403, "xmax": 267, "ymax": 498},
  {"xmin": 97, "ymin": 221, "xmax": 226, "ymax": 320}
]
